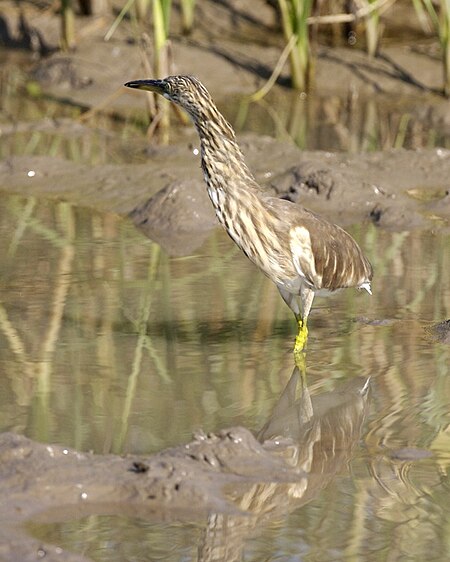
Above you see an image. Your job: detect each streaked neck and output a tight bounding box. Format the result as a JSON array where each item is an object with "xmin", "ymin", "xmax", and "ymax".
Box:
[{"xmin": 194, "ymin": 116, "xmax": 257, "ymax": 193}]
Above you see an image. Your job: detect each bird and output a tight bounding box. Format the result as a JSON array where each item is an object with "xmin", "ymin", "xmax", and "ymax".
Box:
[{"xmin": 124, "ymin": 75, "xmax": 373, "ymax": 357}]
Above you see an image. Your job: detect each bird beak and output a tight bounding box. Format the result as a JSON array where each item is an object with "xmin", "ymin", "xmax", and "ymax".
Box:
[{"xmin": 124, "ymin": 79, "xmax": 165, "ymax": 94}]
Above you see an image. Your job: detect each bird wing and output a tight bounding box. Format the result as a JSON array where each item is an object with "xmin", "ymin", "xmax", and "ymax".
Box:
[{"xmin": 264, "ymin": 197, "xmax": 372, "ymax": 291}]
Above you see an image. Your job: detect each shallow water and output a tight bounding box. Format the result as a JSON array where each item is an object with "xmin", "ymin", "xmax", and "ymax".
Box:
[
  {"xmin": 1, "ymin": 193, "xmax": 449, "ymax": 561},
  {"xmin": 1, "ymin": 60, "xmax": 449, "ymax": 167},
  {"xmin": 1, "ymin": 53, "xmax": 450, "ymax": 562}
]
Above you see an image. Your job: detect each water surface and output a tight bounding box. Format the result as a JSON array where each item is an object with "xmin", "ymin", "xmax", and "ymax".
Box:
[{"xmin": 1, "ymin": 194, "xmax": 449, "ymax": 560}]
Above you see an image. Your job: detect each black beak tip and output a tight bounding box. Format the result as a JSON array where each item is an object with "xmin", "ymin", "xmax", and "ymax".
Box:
[{"xmin": 124, "ymin": 79, "xmax": 165, "ymax": 93}]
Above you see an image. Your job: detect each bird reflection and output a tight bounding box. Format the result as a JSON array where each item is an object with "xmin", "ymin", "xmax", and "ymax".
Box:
[{"xmin": 198, "ymin": 365, "xmax": 370, "ymax": 561}]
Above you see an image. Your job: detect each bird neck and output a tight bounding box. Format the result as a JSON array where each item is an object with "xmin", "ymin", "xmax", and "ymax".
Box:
[{"xmin": 194, "ymin": 116, "xmax": 259, "ymax": 199}]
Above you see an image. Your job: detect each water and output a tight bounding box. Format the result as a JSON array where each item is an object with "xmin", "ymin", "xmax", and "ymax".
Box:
[
  {"xmin": 1, "ymin": 60, "xmax": 449, "ymax": 166},
  {"xmin": 1, "ymin": 56, "xmax": 450, "ymax": 562},
  {"xmin": 1, "ymin": 194, "xmax": 450, "ymax": 560}
]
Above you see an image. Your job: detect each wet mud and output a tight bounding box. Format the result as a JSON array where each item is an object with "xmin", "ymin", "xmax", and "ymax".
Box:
[
  {"xmin": 0, "ymin": 371, "xmax": 369, "ymax": 561},
  {"xmin": 1, "ymin": 145, "xmax": 449, "ymax": 261}
]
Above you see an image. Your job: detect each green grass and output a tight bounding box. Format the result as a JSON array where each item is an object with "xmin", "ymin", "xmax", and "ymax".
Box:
[{"xmin": 278, "ymin": 0, "xmax": 314, "ymax": 91}]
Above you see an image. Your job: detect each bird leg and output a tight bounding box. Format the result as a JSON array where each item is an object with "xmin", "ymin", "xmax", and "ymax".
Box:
[
  {"xmin": 294, "ymin": 316, "xmax": 308, "ymax": 372},
  {"xmin": 277, "ymin": 284, "xmax": 315, "ymax": 359},
  {"xmin": 294, "ymin": 318, "xmax": 309, "ymax": 355},
  {"xmin": 293, "ymin": 286, "xmax": 315, "ymax": 358}
]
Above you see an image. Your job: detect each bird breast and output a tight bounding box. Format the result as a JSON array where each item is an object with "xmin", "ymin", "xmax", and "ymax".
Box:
[
  {"xmin": 207, "ymin": 185, "xmax": 220, "ymax": 208},
  {"xmin": 206, "ymin": 184, "xmax": 296, "ymax": 284}
]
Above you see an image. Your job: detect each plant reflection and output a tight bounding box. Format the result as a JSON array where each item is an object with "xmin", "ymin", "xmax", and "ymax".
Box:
[
  {"xmin": 16, "ymin": 362, "xmax": 370, "ymax": 561},
  {"xmin": 1, "ymin": 193, "xmax": 449, "ymax": 561}
]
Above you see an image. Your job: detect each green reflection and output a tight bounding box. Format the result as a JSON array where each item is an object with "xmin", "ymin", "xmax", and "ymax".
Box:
[
  {"xmin": 0, "ymin": 194, "xmax": 448, "ymax": 453},
  {"xmin": 0, "ymin": 193, "xmax": 449, "ymax": 561},
  {"xmin": 1, "ymin": 63, "xmax": 449, "ymax": 167}
]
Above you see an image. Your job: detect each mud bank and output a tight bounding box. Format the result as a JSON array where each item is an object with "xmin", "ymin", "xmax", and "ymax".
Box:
[
  {"xmin": 0, "ymin": 144, "xmax": 449, "ymax": 258},
  {"xmin": 0, "ymin": 371, "xmax": 369, "ymax": 561}
]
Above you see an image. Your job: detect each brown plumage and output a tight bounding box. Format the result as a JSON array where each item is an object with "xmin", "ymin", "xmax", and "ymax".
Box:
[{"xmin": 125, "ymin": 75, "xmax": 373, "ymax": 349}]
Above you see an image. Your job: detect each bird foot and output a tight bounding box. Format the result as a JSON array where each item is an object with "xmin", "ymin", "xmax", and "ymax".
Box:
[
  {"xmin": 293, "ymin": 320, "xmax": 308, "ymax": 372},
  {"xmin": 294, "ymin": 320, "xmax": 308, "ymax": 354}
]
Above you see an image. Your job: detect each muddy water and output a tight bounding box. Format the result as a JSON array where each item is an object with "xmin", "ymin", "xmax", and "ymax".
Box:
[
  {"xmin": 1, "ymin": 193, "xmax": 449, "ymax": 561},
  {"xmin": 1, "ymin": 60, "xmax": 450, "ymax": 561},
  {"xmin": 1, "ymin": 60, "xmax": 449, "ymax": 164}
]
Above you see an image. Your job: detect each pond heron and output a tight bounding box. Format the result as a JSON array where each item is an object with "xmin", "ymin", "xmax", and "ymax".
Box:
[{"xmin": 124, "ymin": 75, "xmax": 373, "ymax": 356}]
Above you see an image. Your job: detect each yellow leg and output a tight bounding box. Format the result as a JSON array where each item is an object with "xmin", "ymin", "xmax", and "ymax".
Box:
[
  {"xmin": 294, "ymin": 318, "xmax": 308, "ymax": 354},
  {"xmin": 294, "ymin": 318, "xmax": 308, "ymax": 375}
]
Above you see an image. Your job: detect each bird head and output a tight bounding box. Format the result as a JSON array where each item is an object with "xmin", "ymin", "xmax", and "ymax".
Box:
[{"xmin": 124, "ymin": 75, "xmax": 213, "ymax": 122}]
